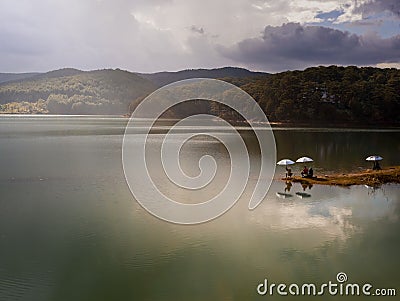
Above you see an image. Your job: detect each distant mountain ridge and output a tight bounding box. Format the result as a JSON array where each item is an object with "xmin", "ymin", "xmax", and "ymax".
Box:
[
  {"xmin": 30, "ymin": 68, "xmax": 84, "ymax": 80},
  {"xmin": 0, "ymin": 72, "xmax": 41, "ymax": 84},
  {"xmin": 136, "ymin": 67, "xmax": 267, "ymax": 87},
  {"xmin": 0, "ymin": 66, "xmax": 265, "ymax": 86},
  {"xmin": 0, "ymin": 66, "xmax": 267, "ymax": 114},
  {"xmin": 0, "ymin": 68, "xmax": 84, "ymax": 85},
  {"xmin": 0, "ymin": 68, "xmax": 156, "ymax": 114}
]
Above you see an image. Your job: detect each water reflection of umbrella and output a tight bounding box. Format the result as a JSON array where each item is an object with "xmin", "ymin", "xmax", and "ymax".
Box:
[
  {"xmin": 366, "ymin": 155, "xmax": 383, "ymax": 170},
  {"xmin": 296, "ymin": 156, "xmax": 313, "ymax": 163},
  {"xmin": 296, "ymin": 192, "xmax": 311, "ymax": 198},
  {"xmin": 276, "ymin": 192, "xmax": 293, "ymax": 198}
]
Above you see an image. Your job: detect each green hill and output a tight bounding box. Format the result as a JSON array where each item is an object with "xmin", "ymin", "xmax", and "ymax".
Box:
[
  {"xmin": 0, "ymin": 68, "xmax": 156, "ymax": 114},
  {"xmin": 130, "ymin": 65, "xmax": 399, "ymax": 126},
  {"xmin": 233, "ymin": 65, "xmax": 400, "ymax": 126}
]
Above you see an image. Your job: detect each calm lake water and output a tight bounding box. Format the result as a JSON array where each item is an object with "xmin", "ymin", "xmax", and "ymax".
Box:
[{"xmin": 0, "ymin": 115, "xmax": 399, "ymax": 300}]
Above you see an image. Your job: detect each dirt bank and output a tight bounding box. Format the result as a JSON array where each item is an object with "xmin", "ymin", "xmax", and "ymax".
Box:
[{"xmin": 283, "ymin": 166, "xmax": 400, "ymax": 187}]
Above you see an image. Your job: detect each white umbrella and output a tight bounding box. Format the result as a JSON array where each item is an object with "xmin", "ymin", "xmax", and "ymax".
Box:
[
  {"xmin": 277, "ymin": 159, "xmax": 295, "ymax": 178},
  {"xmin": 296, "ymin": 156, "xmax": 313, "ymax": 163},
  {"xmin": 366, "ymin": 155, "xmax": 383, "ymax": 170},
  {"xmin": 366, "ymin": 155, "xmax": 383, "ymax": 161},
  {"xmin": 277, "ymin": 159, "xmax": 295, "ymax": 166}
]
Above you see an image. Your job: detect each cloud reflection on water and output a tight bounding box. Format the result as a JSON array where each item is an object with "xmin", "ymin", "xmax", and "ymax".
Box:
[{"xmin": 249, "ymin": 181, "xmax": 399, "ymax": 248}]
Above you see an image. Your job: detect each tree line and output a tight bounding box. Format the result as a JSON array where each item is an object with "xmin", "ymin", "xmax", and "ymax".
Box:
[
  {"xmin": 235, "ymin": 65, "xmax": 399, "ymax": 125},
  {"xmin": 1, "ymin": 65, "xmax": 399, "ymax": 126},
  {"xmin": 129, "ymin": 65, "xmax": 399, "ymax": 126}
]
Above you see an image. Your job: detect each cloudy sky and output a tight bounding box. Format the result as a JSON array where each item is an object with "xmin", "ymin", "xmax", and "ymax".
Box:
[{"xmin": 1, "ymin": 0, "xmax": 399, "ymax": 73}]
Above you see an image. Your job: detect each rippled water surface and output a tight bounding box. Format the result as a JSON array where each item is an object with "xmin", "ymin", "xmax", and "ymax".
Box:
[{"xmin": 0, "ymin": 116, "xmax": 399, "ymax": 300}]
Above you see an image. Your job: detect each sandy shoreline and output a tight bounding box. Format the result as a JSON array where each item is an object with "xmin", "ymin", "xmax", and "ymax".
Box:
[{"xmin": 282, "ymin": 166, "xmax": 400, "ymax": 187}]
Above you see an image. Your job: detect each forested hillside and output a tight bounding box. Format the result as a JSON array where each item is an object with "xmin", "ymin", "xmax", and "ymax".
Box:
[
  {"xmin": 0, "ymin": 69, "xmax": 156, "ymax": 114},
  {"xmin": 235, "ymin": 65, "xmax": 400, "ymax": 125},
  {"xmin": 129, "ymin": 65, "xmax": 400, "ymax": 126},
  {"xmin": 1, "ymin": 65, "xmax": 399, "ymax": 126}
]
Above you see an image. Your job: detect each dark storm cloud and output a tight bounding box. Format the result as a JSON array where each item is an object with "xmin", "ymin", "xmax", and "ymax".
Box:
[
  {"xmin": 1, "ymin": 0, "xmax": 398, "ymax": 73},
  {"xmin": 217, "ymin": 23, "xmax": 400, "ymax": 71},
  {"xmin": 354, "ymin": 0, "xmax": 400, "ymax": 18}
]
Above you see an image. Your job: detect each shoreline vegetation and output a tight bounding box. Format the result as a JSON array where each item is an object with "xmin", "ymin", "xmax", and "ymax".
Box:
[{"xmin": 282, "ymin": 166, "xmax": 400, "ymax": 187}]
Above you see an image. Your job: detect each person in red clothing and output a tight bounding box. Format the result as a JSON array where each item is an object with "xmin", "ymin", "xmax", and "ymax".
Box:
[{"xmin": 301, "ymin": 166, "xmax": 309, "ymax": 177}]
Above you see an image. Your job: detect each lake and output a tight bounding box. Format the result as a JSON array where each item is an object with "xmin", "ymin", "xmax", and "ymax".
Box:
[{"xmin": 0, "ymin": 115, "xmax": 399, "ymax": 300}]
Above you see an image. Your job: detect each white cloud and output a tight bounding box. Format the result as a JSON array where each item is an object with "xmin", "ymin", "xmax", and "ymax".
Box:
[
  {"xmin": 376, "ymin": 62, "xmax": 400, "ymax": 69},
  {"xmin": 0, "ymin": 0, "xmax": 398, "ymax": 72}
]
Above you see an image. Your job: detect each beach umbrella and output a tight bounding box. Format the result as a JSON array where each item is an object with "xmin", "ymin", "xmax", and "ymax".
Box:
[
  {"xmin": 296, "ymin": 156, "xmax": 314, "ymax": 177},
  {"xmin": 365, "ymin": 155, "xmax": 383, "ymax": 161},
  {"xmin": 366, "ymin": 155, "xmax": 383, "ymax": 170},
  {"xmin": 277, "ymin": 159, "xmax": 295, "ymax": 178},
  {"xmin": 296, "ymin": 156, "xmax": 314, "ymax": 163},
  {"xmin": 277, "ymin": 159, "xmax": 295, "ymax": 166}
]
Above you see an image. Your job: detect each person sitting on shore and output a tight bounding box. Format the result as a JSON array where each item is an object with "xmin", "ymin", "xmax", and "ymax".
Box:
[
  {"xmin": 301, "ymin": 166, "xmax": 309, "ymax": 177},
  {"xmin": 286, "ymin": 166, "xmax": 293, "ymax": 178},
  {"xmin": 308, "ymin": 167, "xmax": 314, "ymax": 177},
  {"xmin": 373, "ymin": 161, "xmax": 381, "ymax": 170}
]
